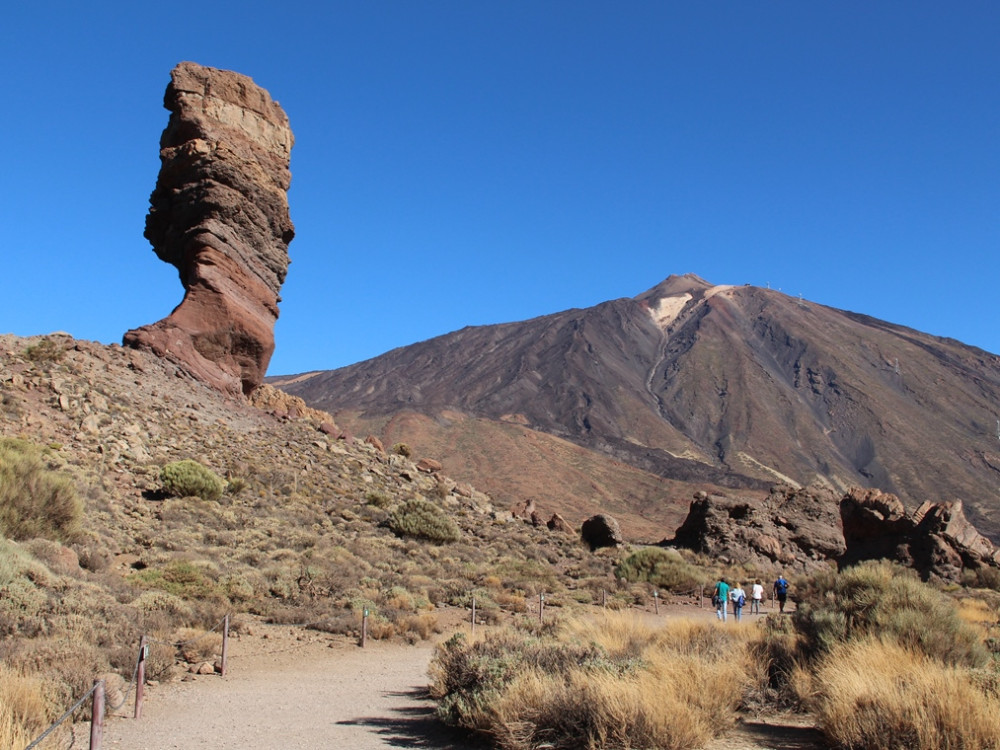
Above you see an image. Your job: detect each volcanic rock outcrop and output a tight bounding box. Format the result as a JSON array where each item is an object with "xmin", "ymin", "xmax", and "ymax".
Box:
[
  {"xmin": 124, "ymin": 62, "xmax": 294, "ymax": 396},
  {"xmin": 668, "ymin": 485, "xmax": 847, "ymax": 571},
  {"xmin": 840, "ymin": 488, "xmax": 1000, "ymax": 581},
  {"xmin": 669, "ymin": 484, "xmax": 1000, "ymax": 581}
]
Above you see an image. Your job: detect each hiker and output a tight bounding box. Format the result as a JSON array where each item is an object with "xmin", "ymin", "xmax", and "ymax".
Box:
[
  {"xmin": 773, "ymin": 574, "xmax": 789, "ymax": 613},
  {"xmin": 750, "ymin": 579, "xmax": 764, "ymax": 614},
  {"xmin": 730, "ymin": 582, "xmax": 746, "ymax": 622},
  {"xmin": 713, "ymin": 577, "xmax": 730, "ymax": 622}
]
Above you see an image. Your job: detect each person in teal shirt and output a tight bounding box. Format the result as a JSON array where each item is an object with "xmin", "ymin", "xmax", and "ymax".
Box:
[{"xmin": 713, "ymin": 578, "xmax": 730, "ymax": 622}]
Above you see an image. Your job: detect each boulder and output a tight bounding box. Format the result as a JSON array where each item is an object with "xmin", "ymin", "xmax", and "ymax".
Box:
[
  {"xmin": 510, "ymin": 497, "xmax": 536, "ymax": 521},
  {"xmin": 416, "ymin": 458, "xmax": 443, "ymax": 474},
  {"xmin": 581, "ymin": 514, "xmax": 623, "ymax": 550},
  {"xmin": 364, "ymin": 435, "xmax": 386, "ymax": 454},
  {"xmin": 546, "ymin": 513, "xmax": 574, "ymax": 534},
  {"xmin": 124, "ymin": 62, "xmax": 294, "ymax": 397}
]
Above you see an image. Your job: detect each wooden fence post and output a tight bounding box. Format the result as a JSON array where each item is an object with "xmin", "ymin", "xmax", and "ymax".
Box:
[
  {"xmin": 471, "ymin": 596, "xmax": 476, "ymax": 634},
  {"xmin": 538, "ymin": 593, "xmax": 545, "ymax": 624},
  {"xmin": 90, "ymin": 679, "xmax": 105, "ymax": 750},
  {"xmin": 602, "ymin": 589, "xmax": 607, "ymax": 608},
  {"xmin": 700, "ymin": 585, "xmax": 704, "ymax": 608},
  {"xmin": 134, "ymin": 636, "xmax": 147, "ymax": 719},
  {"xmin": 221, "ymin": 614, "xmax": 230, "ymax": 677},
  {"xmin": 361, "ymin": 608, "xmax": 369, "ymax": 648}
]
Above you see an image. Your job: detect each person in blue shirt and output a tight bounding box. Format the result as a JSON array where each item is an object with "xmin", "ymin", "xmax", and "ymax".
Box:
[{"xmin": 773, "ymin": 574, "xmax": 789, "ymax": 613}]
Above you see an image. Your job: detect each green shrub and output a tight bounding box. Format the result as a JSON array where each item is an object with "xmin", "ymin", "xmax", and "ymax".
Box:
[
  {"xmin": 130, "ymin": 561, "xmax": 223, "ymax": 603},
  {"xmin": 0, "ymin": 438, "xmax": 82, "ymax": 542},
  {"xmin": 161, "ymin": 460, "xmax": 224, "ymax": 502},
  {"xmin": 793, "ymin": 560, "xmax": 987, "ymax": 667},
  {"xmin": 387, "ymin": 499, "xmax": 461, "ymax": 543},
  {"xmin": 614, "ymin": 546, "xmax": 701, "ymax": 591},
  {"xmin": 23, "ymin": 338, "xmax": 65, "ymax": 364},
  {"xmin": 364, "ymin": 490, "xmax": 392, "ymax": 508}
]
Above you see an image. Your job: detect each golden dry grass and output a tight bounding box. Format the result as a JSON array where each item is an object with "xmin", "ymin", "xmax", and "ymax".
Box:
[
  {"xmin": 0, "ymin": 666, "xmax": 61, "ymax": 749},
  {"xmin": 431, "ymin": 612, "xmax": 752, "ymax": 749},
  {"xmin": 813, "ymin": 638, "xmax": 1000, "ymax": 750}
]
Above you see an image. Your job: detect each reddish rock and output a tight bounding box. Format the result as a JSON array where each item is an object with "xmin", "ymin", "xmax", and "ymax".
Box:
[
  {"xmin": 416, "ymin": 458, "xmax": 443, "ymax": 474},
  {"xmin": 365, "ymin": 435, "xmax": 386, "ymax": 454},
  {"xmin": 124, "ymin": 62, "xmax": 294, "ymax": 397},
  {"xmin": 546, "ymin": 513, "xmax": 574, "ymax": 534},
  {"xmin": 318, "ymin": 422, "xmax": 337, "ymax": 435},
  {"xmin": 510, "ymin": 498, "xmax": 536, "ymax": 521}
]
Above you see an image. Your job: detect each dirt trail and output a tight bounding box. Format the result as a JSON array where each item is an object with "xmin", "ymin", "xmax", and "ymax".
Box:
[{"xmin": 103, "ymin": 627, "xmax": 471, "ymax": 750}]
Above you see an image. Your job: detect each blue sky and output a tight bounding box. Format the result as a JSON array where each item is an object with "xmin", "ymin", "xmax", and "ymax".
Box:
[{"xmin": 2, "ymin": 2, "xmax": 997, "ymax": 375}]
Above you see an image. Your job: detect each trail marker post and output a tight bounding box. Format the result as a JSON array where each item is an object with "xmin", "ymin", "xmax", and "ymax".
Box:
[
  {"xmin": 221, "ymin": 613, "xmax": 230, "ymax": 677},
  {"xmin": 90, "ymin": 679, "xmax": 105, "ymax": 750},
  {"xmin": 361, "ymin": 608, "xmax": 369, "ymax": 648},
  {"xmin": 653, "ymin": 590, "xmax": 659, "ymax": 615},
  {"xmin": 134, "ymin": 636, "xmax": 147, "ymax": 719},
  {"xmin": 539, "ymin": 593, "xmax": 545, "ymax": 624},
  {"xmin": 471, "ymin": 595, "xmax": 476, "ymax": 634}
]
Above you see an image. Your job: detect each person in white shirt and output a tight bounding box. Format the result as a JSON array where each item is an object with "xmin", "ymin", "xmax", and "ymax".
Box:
[{"xmin": 750, "ymin": 579, "xmax": 764, "ymax": 614}]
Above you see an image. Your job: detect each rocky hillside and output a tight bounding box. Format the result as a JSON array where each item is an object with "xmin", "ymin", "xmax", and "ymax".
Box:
[{"xmin": 273, "ymin": 274, "xmax": 1000, "ymax": 540}]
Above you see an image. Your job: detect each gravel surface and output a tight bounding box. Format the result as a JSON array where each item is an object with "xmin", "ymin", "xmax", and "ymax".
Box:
[{"xmin": 102, "ymin": 625, "xmax": 473, "ymax": 750}]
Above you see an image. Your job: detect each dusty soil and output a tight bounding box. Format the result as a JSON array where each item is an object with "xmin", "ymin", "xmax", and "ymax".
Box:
[
  {"xmin": 95, "ymin": 602, "xmax": 827, "ymax": 750},
  {"xmin": 102, "ymin": 618, "xmax": 476, "ymax": 750}
]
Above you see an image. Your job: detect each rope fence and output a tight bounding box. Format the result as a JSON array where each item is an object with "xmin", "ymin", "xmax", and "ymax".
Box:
[{"xmin": 22, "ymin": 582, "xmax": 773, "ymax": 749}]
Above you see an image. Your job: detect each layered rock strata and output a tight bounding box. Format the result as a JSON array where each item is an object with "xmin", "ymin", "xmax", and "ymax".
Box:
[{"xmin": 124, "ymin": 62, "xmax": 294, "ymax": 396}]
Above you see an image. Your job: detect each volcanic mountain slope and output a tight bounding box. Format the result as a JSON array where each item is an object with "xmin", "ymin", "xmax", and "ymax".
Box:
[{"xmin": 274, "ymin": 274, "xmax": 1000, "ymax": 540}]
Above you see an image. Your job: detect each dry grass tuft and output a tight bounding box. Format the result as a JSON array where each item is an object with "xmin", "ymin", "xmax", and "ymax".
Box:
[{"xmin": 813, "ymin": 637, "xmax": 1000, "ymax": 750}]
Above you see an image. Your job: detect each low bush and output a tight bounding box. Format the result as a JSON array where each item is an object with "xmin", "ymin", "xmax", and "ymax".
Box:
[
  {"xmin": 161, "ymin": 460, "xmax": 225, "ymax": 502},
  {"xmin": 387, "ymin": 499, "xmax": 461, "ymax": 544},
  {"xmin": 614, "ymin": 546, "xmax": 702, "ymax": 591},
  {"xmin": 0, "ymin": 438, "xmax": 82, "ymax": 542}
]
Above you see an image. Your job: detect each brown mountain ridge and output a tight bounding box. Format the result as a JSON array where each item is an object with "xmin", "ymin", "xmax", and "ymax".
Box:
[{"xmin": 271, "ymin": 274, "xmax": 1000, "ymax": 541}]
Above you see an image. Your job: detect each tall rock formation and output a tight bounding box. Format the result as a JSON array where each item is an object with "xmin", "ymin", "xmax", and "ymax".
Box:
[{"xmin": 124, "ymin": 62, "xmax": 294, "ymax": 396}]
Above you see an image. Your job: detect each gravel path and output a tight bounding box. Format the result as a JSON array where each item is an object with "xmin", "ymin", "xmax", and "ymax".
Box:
[{"xmin": 103, "ymin": 625, "xmax": 474, "ymax": 750}]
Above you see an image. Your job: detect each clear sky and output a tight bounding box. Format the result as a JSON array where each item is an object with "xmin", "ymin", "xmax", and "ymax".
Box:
[{"xmin": 2, "ymin": 2, "xmax": 997, "ymax": 375}]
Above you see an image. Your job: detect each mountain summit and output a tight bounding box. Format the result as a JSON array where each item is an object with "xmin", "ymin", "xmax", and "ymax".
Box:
[{"xmin": 273, "ymin": 276, "xmax": 1000, "ymax": 539}]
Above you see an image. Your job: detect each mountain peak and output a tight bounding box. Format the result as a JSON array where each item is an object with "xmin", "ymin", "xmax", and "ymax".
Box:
[{"xmin": 635, "ymin": 273, "xmax": 714, "ymax": 301}]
